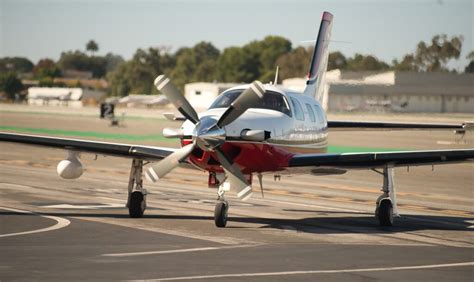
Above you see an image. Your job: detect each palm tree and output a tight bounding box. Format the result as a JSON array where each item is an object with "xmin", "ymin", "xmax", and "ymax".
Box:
[{"xmin": 86, "ymin": 40, "xmax": 99, "ymax": 56}]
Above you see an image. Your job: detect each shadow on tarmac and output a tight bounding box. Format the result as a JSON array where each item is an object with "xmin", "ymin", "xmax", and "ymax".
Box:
[{"xmin": 1, "ymin": 210, "xmax": 473, "ymax": 234}]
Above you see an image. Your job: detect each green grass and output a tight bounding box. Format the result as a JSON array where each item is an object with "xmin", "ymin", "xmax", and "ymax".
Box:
[
  {"xmin": 0, "ymin": 126, "xmax": 172, "ymax": 142},
  {"xmin": 327, "ymin": 145, "xmax": 403, "ymax": 153},
  {"xmin": 0, "ymin": 125, "xmax": 404, "ymax": 153}
]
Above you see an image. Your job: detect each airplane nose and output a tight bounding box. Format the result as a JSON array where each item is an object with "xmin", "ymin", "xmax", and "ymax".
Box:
[{"xmin": 193, "ymin": 116, "xmax": 226, "ymax": 151}]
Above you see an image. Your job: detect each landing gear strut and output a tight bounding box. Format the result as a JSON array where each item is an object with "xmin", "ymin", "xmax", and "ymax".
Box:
[
  {"xmin": 374, "ymin": 167, "xmax": 399, "ymax": 226},
  {"xmin": 214, "ymin": 183, "xmax": 229, "ymax": 227},
  {"xmin": 127, "ymin": 159, "xmax": 147, "ymax": 218}
]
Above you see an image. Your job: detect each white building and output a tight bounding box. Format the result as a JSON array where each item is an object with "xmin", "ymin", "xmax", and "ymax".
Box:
[
  {"xmin": 27, "ymin": 87, "xmax": 105, "ymax": 107},
  {"xmin": 184, "ymin": 82, "xmax": 238, "ymax": 110},
  {"xmin": 117, "ymin": 94, "xmax": 168, "ymax": 108},
  {"xmin": 282, "ymin": 71, "xmax": 474, "ymax": 113}
]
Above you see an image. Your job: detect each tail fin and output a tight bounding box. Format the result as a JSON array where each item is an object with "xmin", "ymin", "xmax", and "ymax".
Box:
[{"xmin": 303, "ymin": 11, "xmax": 333, "ymax": 110}]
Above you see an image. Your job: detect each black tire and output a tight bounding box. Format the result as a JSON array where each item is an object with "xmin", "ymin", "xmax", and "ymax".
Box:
[
  {"xmin": 378, "ymin": 199, "xmax": 393, "ymax": 226},
  {"xmin": 214, "ymin": 201, "xmax": 228, "ymax": 228},
  {"xmin": 129, "ymin": 191, "xmax": 145, "ymax": 218}
]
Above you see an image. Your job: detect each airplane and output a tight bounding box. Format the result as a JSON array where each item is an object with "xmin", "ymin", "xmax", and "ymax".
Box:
[{"xmin": 1, "ymin": 11, "xmax": 473, "ymax": 228}]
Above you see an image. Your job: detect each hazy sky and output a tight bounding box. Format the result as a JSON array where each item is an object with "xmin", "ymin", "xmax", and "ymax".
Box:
[{"xmin": 1, "ymin": 0, "xmax": 472, "ymax": 70}]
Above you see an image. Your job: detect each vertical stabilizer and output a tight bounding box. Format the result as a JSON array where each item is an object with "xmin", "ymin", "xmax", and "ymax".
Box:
[{"xmin": 303, "ymin": 12, "xmax": 333, "ymax": 110}]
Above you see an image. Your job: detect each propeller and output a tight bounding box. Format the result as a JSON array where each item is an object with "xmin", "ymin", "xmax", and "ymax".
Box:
[
  {"xmin": 217, "ymin": 81, "xmax": 265, "ymax": 127},
  {"xmin": 148, "ymin": 75, "xmax": 265, "ymax": 201},
  {"xmin": 145, "ymin": 143, "xmax": 195, "ymax": 182},
  {"xmin": 154, "ymin": 75, "xmax": 199, "ymax": 124}
]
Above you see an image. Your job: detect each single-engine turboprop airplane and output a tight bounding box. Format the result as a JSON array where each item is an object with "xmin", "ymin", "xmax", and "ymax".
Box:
[{"xmin": 1, "ymin": 12, "xmax": 473, "ymax": 227}]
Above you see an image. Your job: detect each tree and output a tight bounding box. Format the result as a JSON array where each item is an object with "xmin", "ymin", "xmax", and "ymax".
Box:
[
  {"xmin": 392, "ymin": 54, "xmax": 418, "ymax": 71},
  {"xmin": 346, "ymin": 53, "xmax": 389, "ymax": 71},
  {"xmin": 86, "ymin": 40, "xmax": 99, "ymax": 56},
  {"xmin": 0, "ymin": 72, "xmax": 23, "ymax": 100},
  {"xmin": 393, "ymin": 34, "xmax": 464, "ymax": 72},
  {"xmin": 107, "ymin": 62, "xmax": 132, "ymax": 97},
  {"xmin": 58, "ymin": 50, "xmax": 111, "ymax": 78},
  {"xmin": 328, "ymin": 51, "xmax": 347, "ymax": 71},
  {"xmin": 33, "ymin": 59, "xmax": 61, "ymax": 79},
  {"xmin": 107, "ymin": 47, "xmax": 175, "ymax": 96},
  {"xmin": 465, "ymin": 51, "xmax": 474, "ymax": 73},
  {"xmin": 216, "ymin": 47, "xmax": 256, "ymax": 83},
  {"xmin": 170, "ymin": 42, "xmax": 220, "ymax": 89},
  {"xmin": 0, "ymin": 57, "xmax": 34, "ymax": 73},
  {"xmin": 242, "ymin": 36, "xmax": 292, "ymax": 82},
  {"xmin": 414, "ymin": 35, "xmax": 463, "ymax": 72},
  {"xmin": 104, "ymin": 53, "xmax": 125, "ymax": 73},
  {"xmin": 276, "ymin": 46, "xmax": 313, "ymax": 81}
]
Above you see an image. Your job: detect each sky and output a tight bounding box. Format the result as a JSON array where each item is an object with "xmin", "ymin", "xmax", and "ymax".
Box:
[{"xmin": 1, "ymin": 0, "xmax": 472, "ymax": 71}]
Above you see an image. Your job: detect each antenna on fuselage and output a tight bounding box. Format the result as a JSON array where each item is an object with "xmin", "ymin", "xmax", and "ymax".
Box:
[{"xmin": 273, "ymin": 65, "xmax": 279, "ymax": 85}]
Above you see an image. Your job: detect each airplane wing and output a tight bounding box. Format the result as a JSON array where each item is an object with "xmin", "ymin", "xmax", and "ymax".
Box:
[
  {"xmin": 289, "ymin": 149, "xmax": 474, "ymax": 169},
  {"xmin": 0, "ymin": 132, "xmax": 175, "ymax": 161},
  {"xmin": 327, "ymin": 120, "xmax": 467, "ymax": 131}
]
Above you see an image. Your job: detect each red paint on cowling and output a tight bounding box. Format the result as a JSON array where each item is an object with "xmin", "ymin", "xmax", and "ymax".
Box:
[{"xmin": 182, "ymin": 140, "xmax": 294, "ymax": 174}]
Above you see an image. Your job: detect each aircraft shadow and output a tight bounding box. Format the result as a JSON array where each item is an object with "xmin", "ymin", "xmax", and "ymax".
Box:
[{"xmin": 1, "ymin": 210, "xmax": 472, "ymax": 234}]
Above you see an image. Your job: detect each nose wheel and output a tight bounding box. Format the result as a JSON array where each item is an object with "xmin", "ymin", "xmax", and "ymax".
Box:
[{"xmin": 214, "ymin": 200, "xmax": 229, "ymax": 227}]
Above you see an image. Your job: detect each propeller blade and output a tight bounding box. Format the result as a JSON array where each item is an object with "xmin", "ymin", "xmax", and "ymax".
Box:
[
  {"xmin": 162, "ymin": 127, "xmax": 184, "ymax": 139},
  {"xmin": 215, "ymin": 148, "xmax": 253, "ymax": 201},
  {"xmin": 145, "ymin": 143, "xmax": 195, "ymax": 182},
  {"xmin": 154, "ymin": 75, "xmax": 200, "ymax": 124},
  {"xmin": 216, "ymin": 81, "xmax": 265, "ymax": 128}
]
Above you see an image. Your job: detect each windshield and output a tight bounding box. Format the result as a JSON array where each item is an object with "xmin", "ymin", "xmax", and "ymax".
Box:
[{"xmin": 209, "ymin": 89, "xmax": 292, "ymax": 116}]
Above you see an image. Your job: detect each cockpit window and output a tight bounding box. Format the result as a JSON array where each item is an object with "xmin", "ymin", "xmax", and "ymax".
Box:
[{"xmin": 209, "ymin": 89, "xmax": 292, "ymax": 116}]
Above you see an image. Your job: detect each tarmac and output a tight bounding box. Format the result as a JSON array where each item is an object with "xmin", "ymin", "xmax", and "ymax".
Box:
[{"xmin": 1, "ymin": 104, "xmax": 473, "ymax": 281}]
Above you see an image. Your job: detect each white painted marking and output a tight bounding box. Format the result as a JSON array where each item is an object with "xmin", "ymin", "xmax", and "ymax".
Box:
[
  {"xmin": 42, "ymin": 203, "xmax": 123, "ymax": 209},
  {"xmin": 141, "ymin": 261, "xmax": 474, "ymax": 281},
  {"xmin": 147, "ymin": 167, "xmax": 159, "ymax": 182},
  {"xmin": 250, "ymin": 83, "xmax": 263, "ymax": 98},
  {"xmin": 103, "ymin": 244, "xmax": 258, "ymax": 258},
  {"xmin": 259, "ymin": 198, "xmax": 362, "ymax": 213},
  {"xmin": 436, "ymin": 141, "xmax": 457, "ymax": 145},
  {"xmin": 237, "ymin": 186, "xmax": 252, "ymax": 199},
  {"xmin": 0, "ymin": 207, "xmax": 70, "ymax": 238},
  {"xmin": 157, "ymin": 77, "xmax": 170, "ymax": 90}
]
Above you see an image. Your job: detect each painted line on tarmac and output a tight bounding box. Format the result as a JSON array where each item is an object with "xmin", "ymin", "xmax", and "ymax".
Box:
[
  {"xmin": 102, "ymin": 244, "xmax": 259, "ymax": 257},
  {"xmin": 139, "ymin": 261, "xmax": 474, "ymax": 281},
  {"xmin": 0, "ymin": 207, "xmax": 71, "ymax": 238}
]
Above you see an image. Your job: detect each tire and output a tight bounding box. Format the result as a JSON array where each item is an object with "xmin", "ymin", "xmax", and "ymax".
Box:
[
  {"xmin": 129, "ymin": 191, "xmax": 145, "ymax": 218},
  {"xmin": 378, "ymin": 199, "xmax": 393, "ymax": 226},
  {"xmin": 214, "ymin": 201, "xmax": 228, "ymax": 228}
]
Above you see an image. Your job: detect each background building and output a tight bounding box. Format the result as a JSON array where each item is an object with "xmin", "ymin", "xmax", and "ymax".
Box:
[
  {"xmin": 27, "ymin": 87, "xmax": 105, "ymax": 107},
  {"xmin": 282, "ymin": 71, "xmax": 474, "ymax": 113},
  {"xmin": 184, "ymin": 82, "xmax": 238, "ymax": 110}
]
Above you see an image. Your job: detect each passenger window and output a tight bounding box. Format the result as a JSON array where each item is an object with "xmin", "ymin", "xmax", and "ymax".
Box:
[
  {"xmin": 314, "ymin": 105, "xmax": 325, "ymax": 124},
  {"xmin": 305, "ymin": 103, "xmax": 316, "ymax": 122},
  {"xmin": 290, "ymin": 97, "xmax": 305, "ymax": 121}
]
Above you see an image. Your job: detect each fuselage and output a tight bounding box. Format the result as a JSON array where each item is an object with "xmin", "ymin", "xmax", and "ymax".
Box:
[{"xmin": 181, "ymin": 84, "xmax": 328, "ymax": 174}]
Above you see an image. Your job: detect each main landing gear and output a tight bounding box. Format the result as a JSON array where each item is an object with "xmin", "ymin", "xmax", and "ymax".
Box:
[
  {"xmin": 127, "ymin": 159, "xmax": 147, "ymax": 218},
  {"xmin": 374, "ymin": 167, "xmax": 399, "ymax": 226}
]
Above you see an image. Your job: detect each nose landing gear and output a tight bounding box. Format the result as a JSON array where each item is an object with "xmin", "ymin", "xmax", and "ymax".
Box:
[{"xmin": 214, "ymin": 179, "xmax": 230, "ymax": 228}]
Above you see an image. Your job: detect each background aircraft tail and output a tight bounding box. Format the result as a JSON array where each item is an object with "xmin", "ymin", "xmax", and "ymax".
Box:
[{"xmin": 303, "ymin": 11, "xmax": 333, "ymax": 110}]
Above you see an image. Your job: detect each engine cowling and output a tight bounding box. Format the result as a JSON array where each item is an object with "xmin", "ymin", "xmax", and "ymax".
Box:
[{"xmin": 57, "ymin": 152, "xmax": 83, "ymax": 179}]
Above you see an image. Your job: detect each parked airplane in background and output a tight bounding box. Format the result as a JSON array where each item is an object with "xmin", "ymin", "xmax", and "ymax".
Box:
[{"xmin": 1, "ymin": 12, "xmax": 473, "ymax": 228}]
